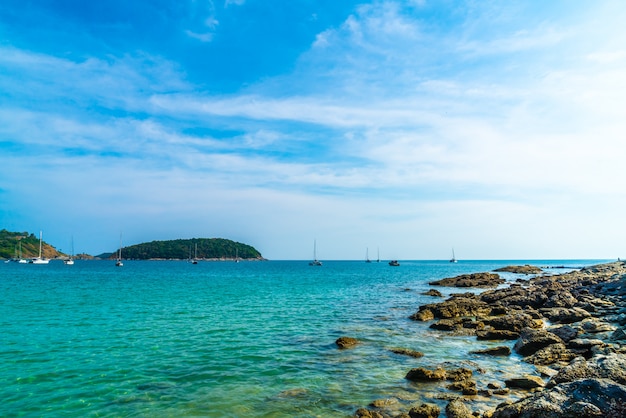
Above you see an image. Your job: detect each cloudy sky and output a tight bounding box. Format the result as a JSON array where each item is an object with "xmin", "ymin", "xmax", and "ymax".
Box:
[{"xmin": 1, "ymin": 1, "xmax": 625, "ymax": 260}]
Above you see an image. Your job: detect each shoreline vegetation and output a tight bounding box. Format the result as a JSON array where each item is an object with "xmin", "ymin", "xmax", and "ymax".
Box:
[
  {"xmin": 348, "ymin": 261, "xmax": 626, "ymax": 417},
  {"xmin": 0, "ymin": 230, "xmax": 264, "ymax": 261}
]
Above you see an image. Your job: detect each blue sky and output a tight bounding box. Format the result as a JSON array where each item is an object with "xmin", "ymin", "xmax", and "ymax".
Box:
[{"xmin": 1, "ymin": 1, "xmax": 625, "ymax": 260}]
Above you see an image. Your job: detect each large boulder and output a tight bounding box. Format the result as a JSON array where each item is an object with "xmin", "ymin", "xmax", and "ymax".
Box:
[
  {"xmin": 483, "ymin": 312, "xmax": 543, "ymax": 332},
  {"xmin": 494, "ymin": 265, "xmax": 543, "ymax": 274},
  {"xmin": 410, "ymin": 294, "xmax": 492, "ymax": 321},
  {"xmin": 429, "ymin": 272, "xmax": 504, "ymax": 287},
  {"xmin": 547, "ymin": 353, "xmax": 626, "ymax": 387},
  {"xmin": 492, "ymin": 378, "xmax": 626, "ymax": 417},
  {"xmin": 540, "ymin": 307, "xmax": 592, "ymax": 324},
  {"xmin": 514, "ymin": 328, "xmax": 564, "ymax": 356},
  {"xmin": 522, "ymin": 343, "xmax": 577, "ymax": 366}
]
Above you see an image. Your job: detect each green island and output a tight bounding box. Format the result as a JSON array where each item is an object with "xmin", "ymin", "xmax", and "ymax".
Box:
[
  {"xmin": 0, "ymin": 229, "xmax": 263, "ymax": 261},
  {"xmin": 0, "ymin": 229, "xmax": 63, "ymax": 259},
  {"xmin": 101, "ymin": 238, "xmax": 264, "ymax": 261}
]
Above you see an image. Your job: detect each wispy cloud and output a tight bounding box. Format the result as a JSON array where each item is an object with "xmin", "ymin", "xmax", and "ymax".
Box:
[{"xmin": 2, "ymin": 1, "xmax": 626, "ymax": 258}]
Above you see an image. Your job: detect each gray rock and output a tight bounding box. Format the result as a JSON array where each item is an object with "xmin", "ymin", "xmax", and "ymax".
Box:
[
  {"xmin": 547, "ymin": 353, "xmax": 626, "ymax": 387},
  {"xmin": 514, "ymin": 328, "xmax": 564, "ymax": 356},
  {"xmin": 504, "ymin": 374, "xmax": 545, "ymax": 389},
  {"xmin": 493, "ymin": 378, "xmax": 626, "ymax": 418}
]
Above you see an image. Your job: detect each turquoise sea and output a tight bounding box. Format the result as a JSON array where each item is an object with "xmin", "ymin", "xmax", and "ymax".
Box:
[{"xmin": 0, "ymin": 259, "xmax": 607, "ymax": 417}]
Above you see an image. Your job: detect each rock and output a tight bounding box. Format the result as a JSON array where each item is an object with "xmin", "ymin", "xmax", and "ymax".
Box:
[
  {"xmin": 504, "ymin": 374, "xmax": 545, "ymax": 389},
  {"xmin": 493, "ymin": 378, "xmax": 626, "ymax": 418},
  {"xmin": 405, "ymin": 367, "xmax": 447, "ymax": 381},
  {"xmin": 446, "ymin": 367, "xmax": 473, "ymax": 382},
  {"xmin": 493, "ymin": 265, "xmax": 543, "ymax": 274},
  {"xmin": 423, "ymin": 289, "xmax": 443, "ymax": 297},
  {"xmin": 447, "ymin": 379, "xmax": 478, "ymax": 395},
  {"xmin": 547, "ymin": 353, "xmax": 626, "ymax": 387},
  {"xmin": 483, "ymin": 312, "xmax": 542, "ymax": 332},
  {"xmin": 476, "ymin": 329, "xmax": 520, "ymax": 340},
  {"xmin": 369, "ymin": 398, "xmax": 398, "ymax": 408},
  {"xmin": 549, "ymin": 325, "xmax": 579, "ymax": 343},
  {"xmin": 513, "ymin": 328, "xmax": 564, "ymax": 356},
  {"xmin": 336, "ymin": 336, "xmax": 359, "ymax": 349},
  {"xmin": 470, "ymin": 346, "xmax": 511, "ymax": 356},
  {"xmin": 429, "ymin": 272, "xmax": 505, "ymax": 287},
  {"xmin": 540, "ymin": 307, "xmax": 592, "ymax": 323},
  {"xmin": 389, "ymin": 347, "xmax": 424, "ymax": 358},
  {"xmin": 523, "ymin": 342, "xmax": 577, "ymax": 366},
  {"xmin": 355, "ymin": 408, "xmax": 386, "ymax": 418},
  {"xmin": 408, "ymin": 403, "xmax": 441, "ymax": 418},
  {"xmin": 446, "ymin": 398, "xmax": 474, "ymax": 418},
  {"xmin": 410, "ymin": 294, "xmax": 492, "ymax": 321},
  {"xmin": 480, "ymin": 286, "xmax": 548, "ymax": 309}
]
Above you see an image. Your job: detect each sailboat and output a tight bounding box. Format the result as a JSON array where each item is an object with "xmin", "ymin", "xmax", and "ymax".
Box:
[
  {"xmin": 30, "ymin": 231, "xmax": 50, "ymax": 264},
  {"xmin": 115, "ymin": 234, "xmax": 124, "ymax": 267},
  {"xmin": 309, "ymin": 240, "xmax": 322, "ymax": 266},
  {"xmin": 235, "ymin": 248, "xmax": 240, "ymax": 263},
  {"xmin": 376, "ymin": 247, "xmax": 380, "ymax": 263},
  {"xmin": 449, "ymin": 248, "xmax": 458, "ymax": 263},
  {"xmin": 191, "ymin": 243, "xmax": 198, "ymax": 264},
  {"xmin": 64, "ymin": 237, "xmax": 75, "ymax": 265},
  {"xmin": 365, "ymin": 248, "xmax": 372, "ymax": 263}
]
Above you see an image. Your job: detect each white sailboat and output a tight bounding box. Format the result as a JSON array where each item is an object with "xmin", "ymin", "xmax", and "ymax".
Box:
[
  {"xmin": 191, "ymin": 243, "xmax": 198, "ymax": 264},
  {"xmin": 115, "ymin": 234, "xmax": 123, "ymax": 267},
  {"xmin": 64, "ymin": 237, "xmax": 75, "ymax": 265},
  {"xmin": 309, "ymin": 240, "xmax": 322, "ymax": 266},
  {"xmin": 449, "ymin": 248, "xmax": 458, "ymax": 263},
  {"xmin": 30, "ymin": 231, "xmax": 49, "ymax": 264}
]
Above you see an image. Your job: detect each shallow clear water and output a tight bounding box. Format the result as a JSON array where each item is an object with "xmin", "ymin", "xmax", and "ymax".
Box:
[{"xmin": 0, "ymin": 259, "xmax": 605, "ymax": 417}]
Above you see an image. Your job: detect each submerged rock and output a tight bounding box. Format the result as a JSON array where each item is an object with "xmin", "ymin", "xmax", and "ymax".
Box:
[
  {"xmin": 470, "ymin": 346, "xmax": 512, "ymax": 356},
  {"xmin": 336, "ymin": 336, "xmax": 359, "ymax": 349}
]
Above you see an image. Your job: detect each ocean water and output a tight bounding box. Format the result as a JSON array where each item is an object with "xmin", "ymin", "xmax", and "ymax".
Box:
[{"xmin": 0, "ymin": 259, "xmax": 606, "ymax": 417}]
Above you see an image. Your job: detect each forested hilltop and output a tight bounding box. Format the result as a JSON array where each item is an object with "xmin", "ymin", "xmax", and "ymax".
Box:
[
  {"xmin": 104, "ymin": 238, "xmax": 264, "ymax": 260},
  {"xmin": 0, "ymin": 229, "xmax": 63, "ymax": 259}
]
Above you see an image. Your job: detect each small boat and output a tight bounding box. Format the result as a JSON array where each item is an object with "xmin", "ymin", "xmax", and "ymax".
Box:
[
  {"xmin": 389, "ymin": 260, "xmax": 400, "ymax": 266},
  {"xmin": 449, "ymin": 248, "xmax": 458, "ymax": 263},
  {"xmin": 309, "ymin": 240, "xmax": 322, "ymax": 266},
  {"xmin": 115, "ymin": 233, "xmax": 123, "ymax": 267},
  {"xmin": 30, "ymin": 231, "xmax": 50, "ymax": 264},
  {"xmin": 365, "ymin": 248, "xmax": 371, "ymax": 263},
  {"xmin": 377, "ymin": 248, "xmax": 380, "ymax": 263},
  {"xmin": 64, "ymin": 237, "xmax": 75, "ymax": 265},
  {"xmin": 191, "ymin": 243, "xmax": 198, "ymax": 264}
]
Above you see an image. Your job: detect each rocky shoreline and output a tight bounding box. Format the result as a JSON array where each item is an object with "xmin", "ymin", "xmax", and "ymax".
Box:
[{"xmin": 350, "ymin": 261, "xmax": 626, "ymax": 417}]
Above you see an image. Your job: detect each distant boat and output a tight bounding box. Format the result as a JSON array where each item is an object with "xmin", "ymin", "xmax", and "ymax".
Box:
[
  {"xmin": 30, "ymin": 231, "xmax": 49, "ymax": 264},
  {"xmin": 449, "ymin": 248, "xmax": 458, "ymax": 263},
  {"xmin": 191, "ymin": 243, "xmax": 198, "ymax": 264},
  {"xmin": 389, "ymin": 260, "xmax": 400, "ymax": 266},
  {"xmin": 377, "ymin": 247, "xmax": 380, "ymax": 263},
  {"xmin": 365, "ymin": 248, "xmax": 372, "ymax": 263},
  {"xmin": 235, "ymin": 248, "xmax": 240, "ymax": 263},
  {"xmin": 309, "ymin": 240, "xmax": 322, "ymax": 266},
  {"xmin": 64, "ymin": 237, "xmax": 75, "ymax": 265},
  {"xmin": 115, "ymin": 234, "xmax": 123, "ymax": 267}
]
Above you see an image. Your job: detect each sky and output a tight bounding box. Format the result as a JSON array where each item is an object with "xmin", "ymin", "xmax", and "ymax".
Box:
[{"xmin": 1, "ymin": 1, "xmax": 626, "ymax": 260}]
